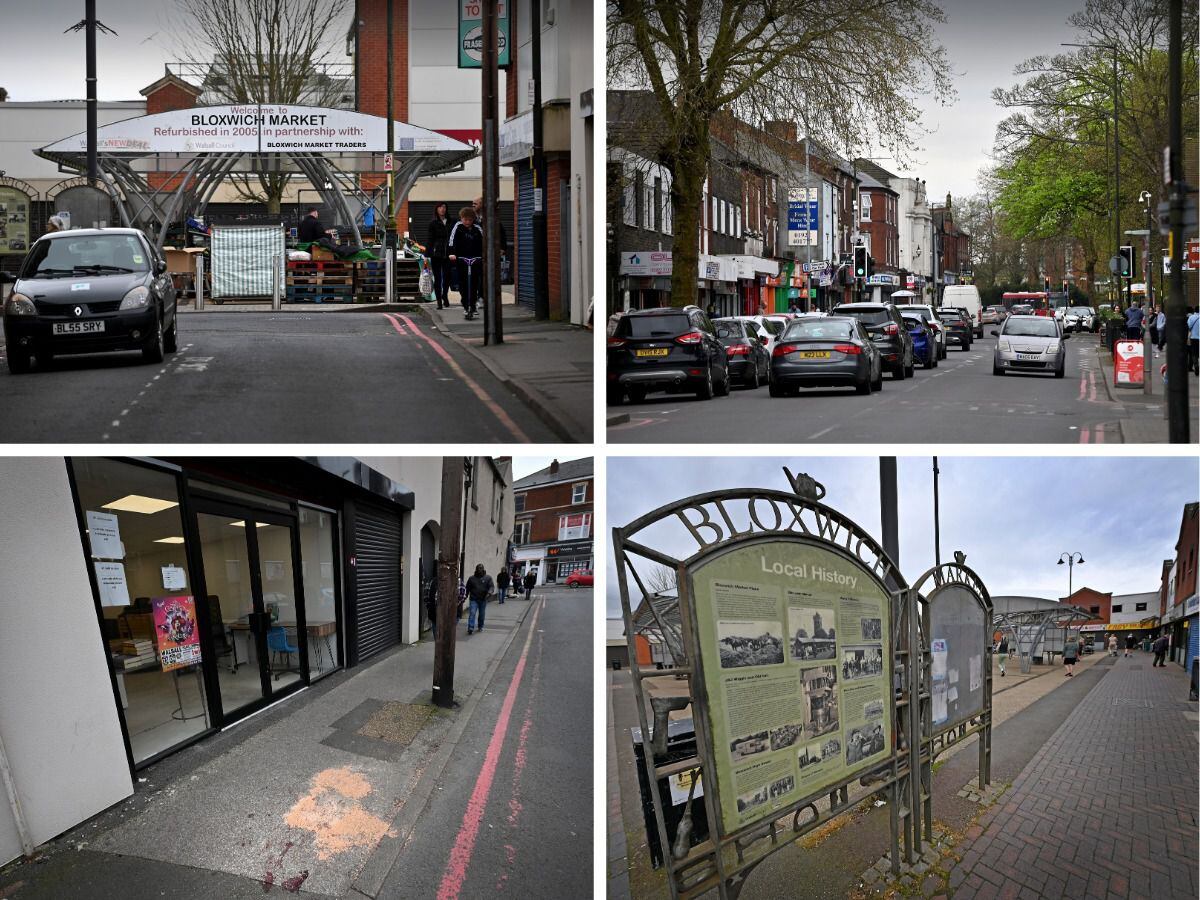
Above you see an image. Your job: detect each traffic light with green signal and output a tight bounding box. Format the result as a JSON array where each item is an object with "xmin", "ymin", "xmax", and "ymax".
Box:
[
  {"xmin": 854, "ymin": 245, "xmax": 868, "ymax": 279},
  {"xmin": 1118, "ymin": 245, "xmax": 1135, "ymax": 278}
]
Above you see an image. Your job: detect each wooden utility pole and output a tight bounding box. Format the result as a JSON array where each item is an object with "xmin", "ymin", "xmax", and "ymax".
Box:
[
  {"xmin": 482, "ymin": 0, "xmax": 502, "ymax": 343},
  {"xmin": 433, "ymin": 457, "xmax": 465, "ymax": 708}
]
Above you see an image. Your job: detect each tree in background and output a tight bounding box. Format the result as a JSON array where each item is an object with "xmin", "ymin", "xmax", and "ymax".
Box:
[
  {"xmin": 171, "ymin": 0, "xmax": 350, "ymax": 215},
  {"xmin": 608, "ymin": 0, "xmax": 954, "ymax": 308}
]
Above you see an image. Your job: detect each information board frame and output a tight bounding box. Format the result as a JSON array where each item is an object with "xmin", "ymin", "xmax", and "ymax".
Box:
[{"xmin": 613, "ymin": 471, "xmax": 922, "ymax": 900}]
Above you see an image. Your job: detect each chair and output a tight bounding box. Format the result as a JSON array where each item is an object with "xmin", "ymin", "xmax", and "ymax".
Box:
[{"xmin": 266, "ymin": 626, "xmax": 299, "ymax": 680}]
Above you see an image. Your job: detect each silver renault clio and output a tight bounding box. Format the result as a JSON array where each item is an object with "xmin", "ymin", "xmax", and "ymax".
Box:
[{"xmin": 991, "ymin": 315, "xmax": 1067, "ymax": 377}]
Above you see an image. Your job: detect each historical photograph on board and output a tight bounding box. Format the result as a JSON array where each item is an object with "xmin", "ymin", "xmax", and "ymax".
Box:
[
  {"xmin": 846, "ymin": 723, "xmax": 887, "ymax": 765},
  {"xmin": 729, "ymin": 729, "xmax": 770, "ymax": 762},
  {"xmin": 861, "ymin": 616, "xmax": 883, "ymax": 641},
  {"xmin": 800, "ymin": 664, "xmax": 840, "ymax": 737},
  {"xmin": 769, "ymin": 722, "xmax": 805, "ymax": 752},
  {"xmin": 788, "ymin": 605, "xmax": 837, "ymax": 660},
  {"xmin": 717, "ymin": 620, "xmax": 786, "ymax": 668},
  {"xmin": 842, "ymin": 644, "xmax": 885, "ymax": 681}
]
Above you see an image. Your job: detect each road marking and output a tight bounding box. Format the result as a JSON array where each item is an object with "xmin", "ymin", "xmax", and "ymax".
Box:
[
  {"xmin": 1094, "ymin": 423, "xmax": 1106, "ymax": 443},
  {"xmin": 1080, "ymin": 426, "xmax": 1090, "ymax": 443},
  {"xmin": 436, "ymin": 598, "xmax": 544, "ymax": 900},
  {"xmin": 387, "ymin": 314, "xmax": 531, "ymax": 443},
  {"xmin": 809, "ymin": 425, "xmax": 837, "ymax": 440}
]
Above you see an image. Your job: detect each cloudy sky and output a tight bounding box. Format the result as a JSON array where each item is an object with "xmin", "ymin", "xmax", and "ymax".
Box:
[
  {"xmin": 511, "ymin": 454, "xmax": 590, "ymax": 480},
  {"xmin": 5, "ymin": 1, "xmax": 1089, "ymax": 201},
  {"xmin": 606, "ymin": 455, "xmax": 1198, "ymax": 619}
]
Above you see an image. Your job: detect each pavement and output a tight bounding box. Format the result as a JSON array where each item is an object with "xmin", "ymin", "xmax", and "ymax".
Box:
[
  {"xmin": 1092, "ymin": 340, "xmax": 1200, "ymax": 443},
  {"xmin": 608, "ymin": 332, "xmax": 1177, "ymax": 444},
  {"xmin": 0, "ymin": 308, "xmax": 558, "ymax": 443},
  {"xmin": 0, "ymin": 587, "xmax": 591, "ymax": 899},
  {"xmin": 422, "ymin": 287, "xmax": 594, "ymax": 441},
  {"xmin": 608, "ymin": 647, "xmax": 1197, "ymax": 900}
]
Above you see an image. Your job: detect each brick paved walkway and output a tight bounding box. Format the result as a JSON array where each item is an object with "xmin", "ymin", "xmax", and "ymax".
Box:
[{"xmin": 950, "ymin": 659, "xmax": 1199, "ymax": 899}]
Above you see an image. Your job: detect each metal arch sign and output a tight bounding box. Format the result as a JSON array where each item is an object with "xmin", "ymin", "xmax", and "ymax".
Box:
[
  {"xmin": 37, "ymin": 105, "xmax": 476, "ymax": 156},
  {"xmin": 686, "ymin": 534, "xmax": 894, "ymax": 836},
  {"xmin": 914, "ymin": 558, "xmax": 993, "ymax": 737}
]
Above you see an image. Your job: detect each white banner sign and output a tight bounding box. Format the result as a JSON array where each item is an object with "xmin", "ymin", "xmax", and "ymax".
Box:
[
  {"xmin": 41, "ymin": 105, "xmax": 473, "ymax": 155},
  {"xmin": 620, "ymin": 251, "xmax": 672, "ymax": 277}
]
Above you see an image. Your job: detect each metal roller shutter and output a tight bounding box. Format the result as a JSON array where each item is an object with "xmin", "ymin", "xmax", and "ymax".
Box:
[
  {"xmin": 517, "ymin": 165, "xmax": 535, "ymax": 308},
  {"xmin": 353, "ymin": 502, "xmax": 402, "ymax": 662}
]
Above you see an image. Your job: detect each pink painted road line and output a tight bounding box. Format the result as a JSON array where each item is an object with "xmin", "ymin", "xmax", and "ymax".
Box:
[
  {"xmin": 389, "ymin": 313, "xmax": 531, "ymax": 443},
  {"xmin": 1079, "ymin": 426, "xmax": 1091, "ymax": 443},
  {"xmin": 436, "ymin": 599, "xmax": 544, "ymax": 900},
  {"xmin": 1089, "ymin": 369, "xmax": 1097, "ymax": 402},
  {"xmin": 1078, "ymin": 374, "xmax": 1087, "ymax": 401},
  {"xmin": 383, "ymin": 315, "xmax": 408, "ymax": 335},
  {"xmin": 1094, "ymin": 423, "xmax": 1106, "ymax": 443}
]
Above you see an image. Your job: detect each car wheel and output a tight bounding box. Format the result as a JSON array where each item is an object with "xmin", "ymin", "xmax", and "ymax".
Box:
[
  {"xmin": 696, "ymin": 366, "xmax": 714, "ymax": 401},
  {"xmin": 628, "ymin": 386, "xmax": 647, "ymax": 404},
  {"xmin": 993, "ymin": 362, "xmax": 1004, "ymax": 376},
  {"xmin": 163, "ymin": 314, "xmax": 178, "ymax": 354},
  {"xmin": 1054, "ymin": 362, "xmax": 1065, "ymax": 379},
  {"xmin": 855, "ymin": 377, "xmax": 871, "ymax": 395},
  {"xmin": 716, "ymin": 365, "xmax": 731, "ymax": 396},
  {"xmin": 142, "ymin": 308, "xmax": 165, "ymax": 363},
  {"xmin": 606, "ymin": 387, "xmax": 624, "ymax": 406},
  {"xmin": 569, "ymin": 582, "xmax": 579, "ymax": 588},
  {"xmin": 938, "ymin": 343, "xmax": 946, "ymax": 360},
  {"xmin": 747, "ymin": 362, "xmax": 760, "ymax": 389},
  {"xmin": 871, "ymin": 362, "xmax": 884, "ymax": 391},
  {"xmin": 904, "ymin": 355, "xmax": 915, "ymax": 378},
  {"xmin": 892, "ymin": 362, "xmax": 905, "ymax": 381},
  {"xmin": 6, "ymin": 347, "xmax": 32, "ymax": 374},
  {"xmin": 923, "ymin": 351, "xmax": 934, "ymax": 369},
  {"xmin": 769, "ymin": 379, "xmax": 786, "ymax": 398}
]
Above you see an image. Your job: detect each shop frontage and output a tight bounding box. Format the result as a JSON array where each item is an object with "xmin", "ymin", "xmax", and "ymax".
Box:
[
  {"xmin": 617, "ymin": 251, "xmax": 673, "ymax": 310},
  {"xmin": 544, "ymin": 539, "xmax": 595, "ymax": 582},
  {"xmin": 66, "ymin": 456, "xmax": 414, "ymax": 771}
]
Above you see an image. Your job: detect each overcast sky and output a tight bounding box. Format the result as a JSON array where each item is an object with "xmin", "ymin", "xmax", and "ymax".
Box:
[
  {"xmin": 606, "ymin": 456, "xmax": 1198, "ymax": 619},
  {"xmin": 2, "ymin": 1, "xmax": 1088, "ymax": 200},
  {"xmin": 511, "ymin": 455, "xmax": 590, "ymax": 480}
]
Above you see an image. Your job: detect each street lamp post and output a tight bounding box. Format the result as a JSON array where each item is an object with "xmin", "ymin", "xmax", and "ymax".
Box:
[{"xmin": 1057, "ymin": 552, "xmax": 1085, "ymax": 598}]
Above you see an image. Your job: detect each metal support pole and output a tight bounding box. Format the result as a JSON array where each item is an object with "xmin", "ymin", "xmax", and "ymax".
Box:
[
  {"xmin": 482, "ymin": 0, "xmax": 502, "ymax": 344},
  {"xmin": 85, "ymin": 0, "xmax": 97, "ymax": 187},
  {"xmin": 271, "ymin": 253, "xmax": 282, "ymax": 310},
  {"xmin": 1166, "ymin": 0, "xmax": 1190, "ymax": 443},
  {"xmin": 385, "ymin": 0, "xmax": 396, "ymax": 247},
  {"xmin": 195, "ymin": 254, "xmax": 205, "ymax": 310},
  {"xmin": 932, "ymin": 457, "xmax": 941, "ymax": 567},
  {"xmin": 880, "ymin": 457, "xmax": 899, "ymax": 578},
  {"xmin": 433, "ymin": 457, "xmax": 465, "ymax": 708},
  {"xmin": 385, "ymin": 249, "xmax": 394, "ymax": 304},
  {"xmin": 531, "ymin": 0, "xmax": 549, "ymax": 319}
]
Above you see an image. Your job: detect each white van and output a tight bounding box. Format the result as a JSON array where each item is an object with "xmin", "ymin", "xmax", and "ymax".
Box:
[{"xmin": 941, "ymin": 285, "xmax": 983, "ymax": 338}]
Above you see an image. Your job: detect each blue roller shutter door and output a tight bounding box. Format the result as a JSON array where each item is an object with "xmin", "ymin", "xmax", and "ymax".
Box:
[{"xmin": 517, "ymin": 165, "xmax": 535, "ymax": 308}]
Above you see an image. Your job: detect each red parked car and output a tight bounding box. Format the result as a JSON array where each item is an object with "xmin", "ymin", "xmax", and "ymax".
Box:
[{"xmin": 565, "ymin": 570, "xmax": 593, "ymax": 587}]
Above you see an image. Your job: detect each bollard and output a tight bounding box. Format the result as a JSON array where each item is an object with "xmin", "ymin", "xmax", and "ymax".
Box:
[
  {"xmin": 385, "ymin": 249, "xmax": 394, "ymax": 304},
  {"xmin": 271, "ymin": 253, "xmax": 282, "ymax": 311},
  {"xmin": 195, "ymin": 255, "xmax": 205, "ymax": 311}
]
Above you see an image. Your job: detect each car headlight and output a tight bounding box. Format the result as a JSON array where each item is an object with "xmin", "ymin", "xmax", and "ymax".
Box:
[
  {"xmin": 998, "ymin": 340, "xmax": 1011, "ymax": 351},
  {"xmin": 1047, "ymin": 344, "xmax": 1061, "ymax": 354},
  {"xmin": 4, "ymin": 292, "xmax": 36, "ymax": 316},
  {"xmin": 119, "ymin": 285, "xmax": 151, "ymax": 310}
]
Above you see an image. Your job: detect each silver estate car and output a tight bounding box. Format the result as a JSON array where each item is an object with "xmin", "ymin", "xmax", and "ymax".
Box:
[{"xmin": 992, "ymin": 315, "xmax": 1068, "ymax": 377}]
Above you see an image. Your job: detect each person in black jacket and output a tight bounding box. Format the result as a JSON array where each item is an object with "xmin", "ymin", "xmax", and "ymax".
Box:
[
  {"xmin": 496, "ymin": 567, "xmax": 510, "ymax": 604},
  {"xmin": 298, "ymin": 207, "xmax": 327, "ymax": 244},
  {"xmin": 426, "ymin": 203, "xmax": 452, "ymax": 309},
  {"xmin": 523, "ymin": 568, "xmax": 537, "ymax": 603},
  {"xmin": 448, "ymin": 206, "xmax": 485, "ymax": 319}
]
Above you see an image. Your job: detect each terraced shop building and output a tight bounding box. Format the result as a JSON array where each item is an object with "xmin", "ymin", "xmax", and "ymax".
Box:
[{"xmin": 0, "ymin": 455, "xmax": 512, "ymax": 866}]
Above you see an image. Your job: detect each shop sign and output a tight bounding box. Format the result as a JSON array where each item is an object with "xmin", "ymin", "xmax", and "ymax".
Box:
[
  {"xmin": 0, "ymin": 186, "xmax": 32, "ymax": 256},
  {"xmin": 40, "ymin": 105, "xmax": 471, "ymax": 156},
  {"xmin": 1114, "ymin": 341, "xmax": 1144, "ymax": 385},
  {"xmin": 621, "ymin": 251, "xmax": 672, "ymax": 277},
  {"xmin": 458, "ymin": 1, "xmax": 510, "ymax": 68},
  {"xmin": 153, "ymin": 596, "xmax": 202, "ymax": 671},
  {"xmin": 1100, "ymin": 622, "xmax": 1151, "ymax": 631},
  {"xmin": 690, "ymin": 540, "xmax": 891, "ymax": 834},
  {"xmin": 787, "ymin": 188, "xmax": 819, "ymax": 247},
  {"xmin": 547, "ymin": 540, "xmax": 593, "ymax": 557},
  {"xmin": 1186, "ymin": 595, "xmax": 1199, "ymax": 616},
  {"xmin": 865, "ymin": 274, "xmax": 900, "ymax": 286},
  {"xmin": 801, "ymin": 260, "xmax": 829, "ymax": 274},
  {"xmin": 1079, "ymin": 623, "xmax": 1107, "ymax": 631}
]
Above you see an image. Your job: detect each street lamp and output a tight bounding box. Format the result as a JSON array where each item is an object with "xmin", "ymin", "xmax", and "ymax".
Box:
[
  {"xmin": 1057, "ymin": 552, "xmax": 1085, "ymax": 597},
  {"xmin": 1138, "ymin": 189, "xmax": 1155, "ymax": 308}
]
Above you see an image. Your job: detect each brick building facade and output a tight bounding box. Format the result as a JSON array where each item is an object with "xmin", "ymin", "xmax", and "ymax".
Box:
[
  {"xmin": 139, "ymin": 72, "xmax": 202, "ymax": 192},
  {"xmin": 510, "ymin": 458, "xmax": 594, "ymax": 586}
]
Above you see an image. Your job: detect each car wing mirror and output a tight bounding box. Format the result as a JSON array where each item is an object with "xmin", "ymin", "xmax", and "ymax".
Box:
[
  {"xmin": 990, "ymin": 330, "xmax": 999, "ymax": 337},
  {"xmin": 1062, "ymin": 332, "xmax": 1070, "ymax": 339},
  {"xmin": 155, "ymin": 259, "xmax": 168, "ymax": 275},
  {"xmin": 0, "ymin": 272, "xmax": 12, "ymax": 285}
]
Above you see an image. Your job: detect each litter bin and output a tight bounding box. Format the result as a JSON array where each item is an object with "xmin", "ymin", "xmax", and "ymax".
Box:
[
  {"xmin": 1103, "ymin": 319, "xmax": 1124, "ymax": 350},
  {"xmin": 1142, "ymin": 638, "xmax": 1152, "ymax": 652},
  {"xmin": 631, "ymin": 718, "xmax": 708, "ymax": 869}
]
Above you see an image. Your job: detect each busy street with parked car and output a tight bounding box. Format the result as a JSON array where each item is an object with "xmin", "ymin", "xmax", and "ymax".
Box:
[{"xmin": 607, "ymin": 302, "xmax": 1173, "ymax": 444}]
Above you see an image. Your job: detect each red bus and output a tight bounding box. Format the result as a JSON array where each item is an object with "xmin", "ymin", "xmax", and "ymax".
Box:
[{"xmin": 1001, "ymin": 292, "xmax": 1055, "ymax": 317}]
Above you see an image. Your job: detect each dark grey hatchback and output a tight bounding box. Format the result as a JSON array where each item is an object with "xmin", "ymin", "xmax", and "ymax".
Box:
[
  {"xmin": 607, "ymin": 305, "xmax": 730, "ymax": 403},
  {"xmin": 769, "ymin": 315, "xmax": 882, "ymax": 396},
  {"xmin": 2, "ymin": 228, "xmax": 178, "ymax": 374}
]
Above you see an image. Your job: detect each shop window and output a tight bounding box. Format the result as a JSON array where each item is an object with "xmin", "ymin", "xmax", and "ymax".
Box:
[
  {"xmin": 72, "ymin": 458, "xmax": 208, "ymax": 766},
  {"xmin": 572, "ymin": 482, "xmax": 587, "ymax": 505},
  {"xmin": 558, "ymin": 513, "xmax": 591, "ymax": 541},
  {"xmin": 298, "ymin": 507, "xmax": 340, "ymax": 680}
]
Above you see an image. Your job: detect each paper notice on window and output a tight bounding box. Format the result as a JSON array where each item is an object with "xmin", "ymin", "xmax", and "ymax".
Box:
[
  {"xmin": 931, "ymin": 638, "xmax": 949, "ymax": 725},
  {"xmin": 86, "ymin": 510, "xmax": 124, "ymax": 559},
  {"xmin": 162, "ymin": 565, "xmax": 187, "ymax": 590},
  {"xmin": 95, "ymin": 562, "xmax": 131, "ymax": 607},
  {"xmin": 969, "ymin": 654, "xmax": 982, "ymax": 693}
]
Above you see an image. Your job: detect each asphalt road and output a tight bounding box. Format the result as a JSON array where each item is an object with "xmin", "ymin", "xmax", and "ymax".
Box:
[
  {"xmin": 0, "ymin": 311, "xmax": 554, "ymax": 442},
  {"xmin": 377, "ymin": 587, "xmax": 593, "ymax": 899},
  {"xmin": 609, "ymin": 332, "xmax": 1125, "ymax": 444}
]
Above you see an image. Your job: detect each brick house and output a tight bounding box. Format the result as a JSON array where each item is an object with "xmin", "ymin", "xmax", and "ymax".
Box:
[
  {"xmin": 1162, "ymin": 501, "xmax": 1199, "ymax": 669},
  {"xmin": 510, "ymin": 457, "xmax": 594, "ymax": 586},
  {"xmin": 931, "ymin": 194, "xmax": 971, "ymax": 299},
  {"xmin": 139, "ymin": 71, "xmax": 202, "ymax": 192}
]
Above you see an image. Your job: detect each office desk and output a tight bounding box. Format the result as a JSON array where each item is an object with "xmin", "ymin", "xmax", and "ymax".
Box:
[{"xmin": 227, "ymin": 620, "xmax": 337, "ymax": 673}]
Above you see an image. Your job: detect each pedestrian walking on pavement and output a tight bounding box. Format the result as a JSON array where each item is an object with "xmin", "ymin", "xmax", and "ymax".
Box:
[
  {"xmin": 1125, "ymin": 301, "xmax": 1145, "ymax": 339},
  {"xmin": 465, "ymin": 564, "xmax": 494, "ymax": 635},
  {"xmin": 997, "ymin": 636, "xmax": 1009, "ymax": 676},
  {"xmin": 523, "ymin": 568, "xmax": 537, "ymax": 603},
  {"xmin": 1152, "ymin": 632, "xmax": 1169, "ymax": 667},
  {"xmin": 426, "ymin": 202, "xmax": 453, "ymax": 309},
  {"xmin": 1063, "ymin": 634, "xmax": 1080, "ymax": 676},
  {"xmin": 1153, "ymin": 307, "xmax": 1166, "ymax": 353},
  {"xmin": 1187, "ymin": 307, "xmax": 1199, "ymax": 374},
  {"xmin": 1107, "ymin": 634, "xmax": 1118, "ymax": 657},
  {"xmin": 1125, "ymin": 633, "xmax": 1137, "ymax": 658},
  {"xmin": 496, "ymin": 567, "xmax": 510, "ymax": 604},
  {"xmin": 448, "ymin": 206, "xmax": 484, "ymax": 319}
]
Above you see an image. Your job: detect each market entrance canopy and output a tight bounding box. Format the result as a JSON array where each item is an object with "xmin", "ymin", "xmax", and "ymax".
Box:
[{"xmin": 34, "ymin": 104, "xmax": 477, "ymax": 247}]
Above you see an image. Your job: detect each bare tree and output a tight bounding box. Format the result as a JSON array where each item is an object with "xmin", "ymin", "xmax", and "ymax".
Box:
[
  {"xmin": 172, "ymin": 0, "xmax": 351, "ymax": 214},
  {"xmin": 608, "ymin": 0, "xmax": 954, "ymax": 307},
  {"xmin": 0, "ymin": 87, "xmax": 8, "ymax": 102}
]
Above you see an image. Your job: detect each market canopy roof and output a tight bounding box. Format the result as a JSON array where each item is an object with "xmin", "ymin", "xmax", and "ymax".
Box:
[{"xmin": 35, "ymin": 104, "xmax": 476, "ymax": 174}]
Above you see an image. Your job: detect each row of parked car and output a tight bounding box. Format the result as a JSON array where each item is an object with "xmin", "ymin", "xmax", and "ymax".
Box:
[{"xmin": 607, "ymin": 301, "xmax": 994, "ymax": 403}]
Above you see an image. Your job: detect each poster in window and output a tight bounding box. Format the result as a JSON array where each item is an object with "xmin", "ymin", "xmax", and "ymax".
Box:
[
  {"xmin": 152, "ymin": 595, "xmax": 202, "ymax": 671},
  {"xmin": 85, "ymin": 510, "xmax": 124, "ymax": 559},
  {"xmin": 691, "ymin": 541, "xmax": 891, "ymax": 835},
  {"xmin": 95, "ymin": 561, "xmax": 131, "ymax": 607}
]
